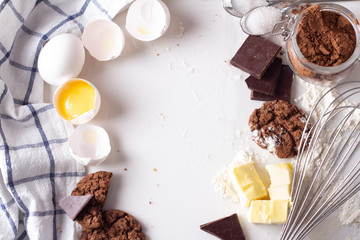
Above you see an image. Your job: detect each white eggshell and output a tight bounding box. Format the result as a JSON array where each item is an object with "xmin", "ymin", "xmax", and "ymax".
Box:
[
  {"xmin": 126, "ymin": 0, "xmax": 170, "ymax": 41},
  {"xmin": 53, "ymin": 78, "xmax": 101, "ymax": 125},
  {"xmin": 68, "ymin": 124, "xmax": 111, "ymax": 166},
  {"xmin": 38, "ymin": 33, "xmax": 85, "ymax": 86},
  {"xmin": 82, "ymin": 19, "xmax": 125, "ymax": 61}
]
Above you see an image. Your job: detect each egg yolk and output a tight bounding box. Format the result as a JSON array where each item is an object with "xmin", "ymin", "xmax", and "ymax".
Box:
[
  {"xmin": 56, "ymin": 80, "xmax": 95, "ymax": 120},
  {"xmin": 138, "ymin": 25, "xmax": 150, "ymax": 34}
]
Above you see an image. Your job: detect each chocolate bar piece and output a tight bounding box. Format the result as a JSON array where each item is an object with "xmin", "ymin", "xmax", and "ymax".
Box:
[
  {"xmin": 230, "ymin": 36, "xmax": 282, "ymax": 79},
  {"xmin": 245, "ymin": 57, "xmax": 282, "ymax": 95},
  {"xmin": 200, "ymin": 213, "xmax": 246, "ymax": 240},
  {"xmin": 251, "ymin": 65, "xmax": 293, "ymax": 102},
  {"xmin": 58, "ymin": 194, "xmax": 93, "ymax": 220}
]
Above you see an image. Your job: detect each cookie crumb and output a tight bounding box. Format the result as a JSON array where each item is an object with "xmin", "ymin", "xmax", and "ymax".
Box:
[
  {"xmin": 153, "ymin": 168, "xmax": 157, "ymax": 172},
  {"xmin": 177, "ymin": 21, "xmax": 185, "ymax": 38},
  {"xmin": 149, "ymin": 201, "xmax": 152, "ymax": 204},
  {"xmin": 124, "ymin": 168, "xmax": 128, "ymax": 171}
]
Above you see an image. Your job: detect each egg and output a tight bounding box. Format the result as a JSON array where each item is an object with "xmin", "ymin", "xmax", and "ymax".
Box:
[
  {"xmin": 68, "ymin": 124, "xmax": 111, "ymax": 166},
  {"xmin": 82, "ymin": 19, "xmax": 125, "ymax": 61},
  {"xmin": 53, "ymin": 78, "xmax": 101, "ymax": 124},
  {"xmin": 126, "ymin": 0, "xmax": 170, "ymax": 41},
  {"xmin": 38, "ymin": 33, "xmax": 85, "ymax": 86}
]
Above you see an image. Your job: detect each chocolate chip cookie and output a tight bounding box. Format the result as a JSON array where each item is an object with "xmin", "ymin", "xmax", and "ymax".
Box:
[
  {"xmin": 81, "ymin": 210, "xmax": 146, "ymax": 240},
  {"xmin": 69, "ymin": 171, "xmax": 146, "ymax": 239},
  {"xmin": 71, "ymin": 171, "xmax": 112, "ymax": 229},
  {"xmin": 249, "ymin": 100, "xmax": 310, "ymax": 158}
]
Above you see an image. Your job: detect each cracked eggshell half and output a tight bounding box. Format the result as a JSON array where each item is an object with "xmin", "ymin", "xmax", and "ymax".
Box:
[
  {"xmin": 126, "ymin": 0, "xmax": 170, "ymax": 41},
  {"xmin": 82, "ymin": 19, "xmax": 125, "ymax": 61},
  {"xmin": 38, "ymin": 33, "xmax": 85, "ymax": 86},
  {"xmin": 68, "ymin": 124, "xmax": 111, "ymax": 166},
  {"xmin": 53, "ymin": 78, "xmax": 101, "ymax": 125}
]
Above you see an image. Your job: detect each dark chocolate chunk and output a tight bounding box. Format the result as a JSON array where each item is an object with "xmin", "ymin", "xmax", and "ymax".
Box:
[
  {"xmin": 251, "ymin": 65, "xmax": 293, "ymax": 102},
  {"xmin": 245, "ymin": 58, "xmax": 282, "ymax": 95},
  {"xmin": 200, "ymin": 214, "xmax": 246, "ymax": 240},
  {"xmin": 58, "ymin": 194, "xmax": 93, "ymax": 220},
  {"xmin": 230, "ymin": 36, "xmax": 282, "ymax": 79}
]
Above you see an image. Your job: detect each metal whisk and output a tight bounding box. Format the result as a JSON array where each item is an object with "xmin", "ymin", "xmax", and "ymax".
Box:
[{"xmin": 280, "ymin": 81, "xmax": 360, "ymax": 240}]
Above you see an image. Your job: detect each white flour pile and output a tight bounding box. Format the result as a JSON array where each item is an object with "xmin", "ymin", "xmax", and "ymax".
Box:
[
  {"xmin": 294, "ymin": 79, "xmax": 360, "ymax": 130},
  {"xmin": 213, "ymin": 150, "xmax": 252, "ymax": 203},
  {"xmin": 231, "ymin": 0, "xmax": 268, "ymax": 15},
  {"xmin": 339, "ymin": 192, "xmax": 360, "ymax": 227},
  {"xmin": 213, "ymin": 165, "xmax": 239, "ymax": 202}
]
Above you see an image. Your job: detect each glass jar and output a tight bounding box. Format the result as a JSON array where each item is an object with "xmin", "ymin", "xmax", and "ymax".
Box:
[{"xmin": 285, "ymin": 3, "xmax": 360, "ymax": 85}]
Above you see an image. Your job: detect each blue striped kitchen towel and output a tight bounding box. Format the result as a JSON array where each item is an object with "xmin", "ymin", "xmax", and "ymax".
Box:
[{"xmin": 0, "ymin": 0, "xmax": 132, "ymax": 239}]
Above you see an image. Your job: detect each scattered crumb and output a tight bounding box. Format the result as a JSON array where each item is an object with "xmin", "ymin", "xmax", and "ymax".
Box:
[
  {"xmin": 176, "ymin": 44, "xmax": 180, "ymax": 47},
  {"xmin": 224, "ymin": 60, "xmax": 227, "ymax": 63},
  {"xmin": 124, "ymin": 168, "xmax": 127, "ymax": 171},
  {"xmin": 153, "ymin": 168, "xmax": 157, "ymax": 172},
  {"xmin": 235, "ymin": 129, "xmax": 242, "ymax": 137},
  {"xmin": 159, "ymin": 113, "xmax": 165, "ymax": 127},
  {"xmin": 181, "ymin": 126, "xmax": 189, "ymax": 138},
  {"xmin": 157, "ymin": 184, "xmax": 160, "ymax": 187},
  {"xmin": 188, "ymin": 68, "xmax": 195, "ymax": 73},
  {"xmin": 177, "ymin": 21, "xmax": 185, "ymax": 38},
  {"xmin": 148, "ymin": 201, "xmax": 152, "ymax": 204},
  {"xmin": 167, "ymin": 63, "xmax": 173, "ymax": 70},
  {"xmin": 182, "ymin": 62, "xmax": 197, "ymax": 74},
  {"xmin": 117, "ymin": 149, "xmax": 120, "ymax": 152},
  {"xmin": 234, "ymin": 74, "xmax": 242, "ymax": 81},
  {"xmin": 156, "ymin": 53, "xmax": 160, "ymax": 56}
]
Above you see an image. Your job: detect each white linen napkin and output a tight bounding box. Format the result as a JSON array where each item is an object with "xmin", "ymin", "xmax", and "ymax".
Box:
[{"xmin": 0, "ymin": 0, "xmax": 132, "ymax": 239}]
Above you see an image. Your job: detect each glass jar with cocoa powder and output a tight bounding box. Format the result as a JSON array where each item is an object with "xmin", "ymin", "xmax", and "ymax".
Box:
[{"xmin": 285, "ymin": 3, "xmax": 360, "ymax": 84}]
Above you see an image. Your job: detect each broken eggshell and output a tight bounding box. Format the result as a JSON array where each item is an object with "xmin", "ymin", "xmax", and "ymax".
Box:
[
  {"xmin": 68, "ymin": 124, "xmax": 111, "ymax": 166},
  {"xmin": 82, "ymin": 19, "xmax": 125, "ymax": 61},
  {"xmin": 53, "ymin": 78, "xmax": 101, "ymax": 125},
  {"xmin": 126, "ymin": 0, "xmax": 170, "ymax": 41}
]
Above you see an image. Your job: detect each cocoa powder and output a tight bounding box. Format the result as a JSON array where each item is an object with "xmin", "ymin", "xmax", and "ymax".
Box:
[{"xmin": 296, "ymin": 5, "xmax": 356, "ymax": 67}]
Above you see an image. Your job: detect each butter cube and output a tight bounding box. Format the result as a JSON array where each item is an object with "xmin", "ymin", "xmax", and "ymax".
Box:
[
  {"xmin": 248, "ymin": 200, "xmax": 289, "ymax": 224},
  {"xmin": 247, "ymin": 200, "xmax": 272, "ymax": 224},
  {"xmin": 266, "ymin": 162, "xmax": 293, "ymax": 201},
  {"xmin": 268, "ymin": 185, "xmax": 292, "ymax": 201},
  {"xmin": 230, "ymin": 162, "xmax": 268, "ymax": 207},
  {"xmin": 271, "ymin": 200, "xmax": 289, "ymax": 224},
  {"xmin": 266, "ymin": 162, "xmax": 293, "ymax": 187}
]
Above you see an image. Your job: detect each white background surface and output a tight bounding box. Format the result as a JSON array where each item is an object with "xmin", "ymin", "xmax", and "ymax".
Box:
[{"xmin": 66, "ymin": 0, "xmax": 360, "ymax": 239}]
